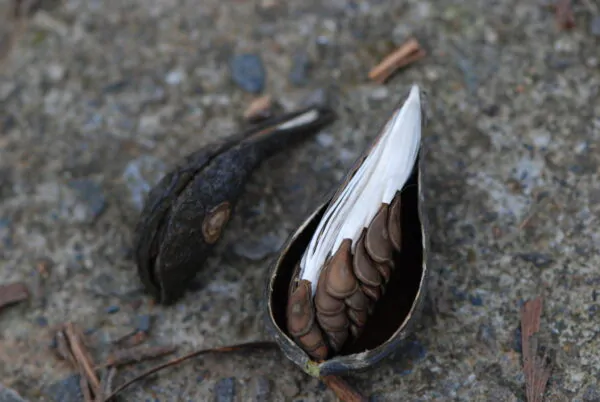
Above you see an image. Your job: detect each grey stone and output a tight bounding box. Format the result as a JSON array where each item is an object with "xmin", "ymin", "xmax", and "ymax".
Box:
[
  {"xmin": 232, "ymin": 233, "xmax": 285, "ymax": 261},
  {"xmin": 45, "ymin": 375, "xmax": 83, "ymax": 402},
  {"xmin": 230, "ymin": 54, "xmax": 266, "ymax": 93},
  {"xmin": 214, "ymin": 377, "xmax": 236, "ymax": 402},
  {"xmin": 0, "ymin": 385, "xmax": 29, "ymax": 402}
]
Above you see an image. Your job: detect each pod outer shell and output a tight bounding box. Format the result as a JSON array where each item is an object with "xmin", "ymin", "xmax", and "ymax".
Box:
[{"xmin": 264, "ymin": 141, "xmax": 431, "ymax": 378}]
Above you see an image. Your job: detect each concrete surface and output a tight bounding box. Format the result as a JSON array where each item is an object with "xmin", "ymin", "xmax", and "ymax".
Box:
[{"xmin": 0, "ymin": 0, "xmax": 599, "ymax": 401}]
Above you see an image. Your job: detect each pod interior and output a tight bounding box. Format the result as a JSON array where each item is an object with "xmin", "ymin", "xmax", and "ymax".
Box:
[{"xmin": 270, "ymin": 158, "xmax": 424, "ymax": 357}]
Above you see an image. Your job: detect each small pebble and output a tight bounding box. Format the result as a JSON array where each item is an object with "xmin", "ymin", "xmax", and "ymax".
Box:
[
  {"xmin": 470, "ymin": 295, "xmax": 483, "ymax": 306},
  {"xmin": 512, "ymin": 326, "xmax": 522, "ymax": 353},
  {"xmin": 591, "ymin": 16, "xmax": 600, "ymax": 37},
  {"xmin": 45, "ymin": 375, "xmax": 83, "ymax": 402},
  {"xmin": 251, "ymin": 376, "xmax": 271, "ymax": 402},
  {"xmin": 35, "ymin": 316, "xmax": 48, "ymax": 327},
  {"xmin": 0, "ymin": 384, "xmax": 29, "ymax": 402},
  {"xmin": 230, "ymin": 54, "xmax": 265, "ymax": 94},
  {"xmin": 583, "ymin": 385, "xmax": 600, "ymax": 401},
  {"xmin": 477, "ymin": 323, "xmax": 496, "ymax": 347},
  {"xmin": 166, "ymin": 68, "xmax": 185, "ymax": 85},
  {"xmin": 106, "ymin": 305, "xmax": 120, "ymax": 314},
  {"xmin": 517, "ymin": 252, "xmax": 553, "ymax": 268},
  {"xmin": 67, "ymin": 179, "xmax": 106, "ymax": 222},
  {"xmin": 233, "ymin": 233, "xmax": 285, "ymax": 261},
  {"xmin": 300, "ymin": 88, "xmax": 329, "ymax": 108},
  {"xmin": 214, "ymin": 377, "xmax": 236, "ymax": 402},
  {"xmin": 135, "ymin": 314, "xmax": 152, "ymax": 333},
  {"xmin": 122, "ymin": 155, "xmax": 167, "ymax": 211},
  {"xmin": 289, "ymin": 50, "xmax": 310, "ymax": 87}
]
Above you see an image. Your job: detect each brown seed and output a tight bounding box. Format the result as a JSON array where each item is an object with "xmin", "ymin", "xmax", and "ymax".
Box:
[
  {"xmin": 287, "ymin": 280, "xmax": 329, "ymax": 360},
  {"xmin": 315, "ymin": 265, "xmax": 346, "ymax": 316},
  {"xmin": 298, "ymin": 326, "xmax": 329, "ymax": 360},
  {"xmin": 347, "ymin": 307, "xmax": 368, "ymax": 328},
  {"xmin": 344, "ymin": 288, "xmax": 369, "ymax": 312},
  {"xmin": 387, "ymin": 193, "xmax": 402, "ymax": 252},
  {"xmin": 365, "ymin": 204, "xmax": 393, "ymax": 265},
  {"xmin": 286, "ymin": 280, "xmax": 316, "ymax": 337},
  {"xmin": 353, "ymin": 229, "xmax": 383, "ymax": 287},
  {"xmin": 360, "ymin": 283, "xmax": 381, "ymax": 302},
  {"xmin": 317, "ymin": 311, "xmax": 349, "ymax": 333},
  {"xmin": 327, "ymin": 330, "xmax": 349, "ymax": 353},
  {"xmin": 376, "ymin": 262, "xmax": 393, "ymax": 284},
  {"xmin": 325, "ymin": 239, "xmax": 359, "ymax": 299}
]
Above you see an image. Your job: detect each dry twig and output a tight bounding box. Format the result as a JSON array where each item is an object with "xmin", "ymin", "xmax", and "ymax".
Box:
[
  {"xmin": 54, "ymin": 323, "xmax": 101, "ymax": 401},
  {"xmin": 100, "ymin": 345, "xmax": 177, "ymax": 369},
  {"xmin": 368, "ymin": 37, "xmax": 425, "ymax": 84},
  {"xmin": 520, "ymin": 297, "xmax": 552, "ymax": 402},
  {"xmin": 101, "ymin": 341, "xmax": 367, "ymax": 402},
  {"xmin": 0, "ymin": 282, "xmax": 29, "ymax": 311}
]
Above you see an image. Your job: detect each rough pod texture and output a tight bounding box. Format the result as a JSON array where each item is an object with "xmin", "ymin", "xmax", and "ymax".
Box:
[
  {"xmin": 133, "ymin": 106, "xmax": 336, "ymax": 304},
  {"xmin": 265, "ymin": 85, "xmax": 430, "ymax": 377}
]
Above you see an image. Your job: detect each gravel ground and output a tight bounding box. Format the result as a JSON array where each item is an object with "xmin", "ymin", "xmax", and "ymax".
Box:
[{"xmin": 1, "ymin": 0, "xmax": 599, "ymax": 401}]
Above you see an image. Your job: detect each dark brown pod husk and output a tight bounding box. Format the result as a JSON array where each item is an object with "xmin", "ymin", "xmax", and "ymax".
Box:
[
  {"xmin": 264, "ymin": 85, "xmax": 429, "ymax": 378},
  {"xmin": 134, "ymin": 106, "xmax": 336, "ymax": 305}
]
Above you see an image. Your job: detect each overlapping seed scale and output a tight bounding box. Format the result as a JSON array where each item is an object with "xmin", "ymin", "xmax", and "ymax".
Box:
[
  {"xmin": 286, "ymin": 193, "xmax": 403, "ymax": 359},
  {"xmin": 313, "ymin": 194, "xmax": 403, "ymax": 354}
]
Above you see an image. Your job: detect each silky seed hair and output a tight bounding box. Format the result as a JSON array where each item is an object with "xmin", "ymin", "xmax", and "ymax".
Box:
[{"xmin": 298, "ymin": 84, "xmax": 423, "ymax": 295}]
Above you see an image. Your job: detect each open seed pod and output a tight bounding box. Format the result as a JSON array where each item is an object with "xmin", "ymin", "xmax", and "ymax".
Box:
[
  {"xmin": 133, "ymin": 106, "xmax": 336, "ymax": 305},
  {"xmin": 265, "ymin": 85, "xmax": 429, "ymax": 377}
]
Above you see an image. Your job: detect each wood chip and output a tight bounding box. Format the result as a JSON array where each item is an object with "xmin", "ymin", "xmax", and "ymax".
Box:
[
  {"xmin": 243, "ymin": 94, "xmax": 273, "ymax": 122},
  {"xmin": 555, "ymin": 0, "xmax": 575, "ymax": 30},
  {"xmin": 368, "ymin": 37, "xmax": 425, "ymax": 84},
  {"xmin": 520, "ymin": 297, "xmax": 552, "ymax": 402},
  {"xmin": 0, "ymin": 282, "xmax": 29, "ymax": 311}
]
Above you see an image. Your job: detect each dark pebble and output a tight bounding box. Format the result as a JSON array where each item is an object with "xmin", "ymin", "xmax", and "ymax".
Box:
[
  {"xmin": 583, "ymin": 385, "xmax": 600, "ymax": 401},
  {"xmin": 470, "ymin": 295, "xmax": 484, "ymax": 306},
  {"xmin": 230, "ymin": 54, "xmax": 265, "ymax": 94},
  {"xmin": 513, "ymin": 326, "xmax": 522, "ymax": 353},
  {"xmin": 215, "ymin": 377, "xmax": 235, "ymax": 402},
  {"xmin": 0, "ymin": 384, "xmax": 29, "ymax": 402},
  {"xmin": 135, "ymin": 314, "xmax": 152, "ymax": 333},
  {"xmin": 35, "ymin": 316, "xmax": 48, "ymax": 327},
  {"xmin": 45, "ymin": 375, "xmax": 83, "ymax": 402},
  {"xmin": 517, "ymin": 252, "xmax": 554, "ymax": 268},
  {"xmin": 251, "ymin": 376, "xmax": 271, "ymax": 402},
  {"xmin": 214, "ymin": 377, "xmax": 236, "ymax": 402},
  {"xmin": 67, "ymin": 179, "xmax": 106, "ymax": 220},
  {"xmin": 102, "ymin": 80, "xmax": 129, "ymax": 93},
  {"xmin": 591, "ymin": 16, "xmax": 600, "ymax": 37},
  {"xmin": 105, "ymin": 305, "xmax": 119, "ymax": 314},
  {"xmin": 477, "ymin": 323, "xmax": 496, "ymax": 347},
  {"xmin": 289, "ymin": 51, "xmax": 310, "ymax": 86}
]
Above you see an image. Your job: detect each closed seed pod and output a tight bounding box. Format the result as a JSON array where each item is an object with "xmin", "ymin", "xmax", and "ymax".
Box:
[
  {"xmin": 133, "ymin": 106, "xmax": 336, "ymax": 305},
  {"xmin": 264, "ymin": 85, "xmax": 429, "ymax": 378}
]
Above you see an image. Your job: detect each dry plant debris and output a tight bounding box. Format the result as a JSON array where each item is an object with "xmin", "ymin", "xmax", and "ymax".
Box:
[
  {"xmin": 520, "ymin": 297, "xmax": 553, "ymax": 402},
  {"xmin": 368, "ymin": 37, "xmax": 425, "ymax": 84},
  {"xmin": 0, "ymin": 282, "xmax": 29, "ymax": 312},
  {"xmin": 100, "ymin": 344, "xmax": 177, "ymax": 369},
  {"xmin": 54, "ymin": 323, "xmax": 101, "ymax": 402},
  {"xmin": 100, "ymin": 341, "xmax": 366, "ymax": 402},
  {"xmin": 554, "ymin": 0, "xmax": 575, "ymax": 30},
  {"xmin": 243, "ymin": 94, "xmax": 273, "ymax": 122}
]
